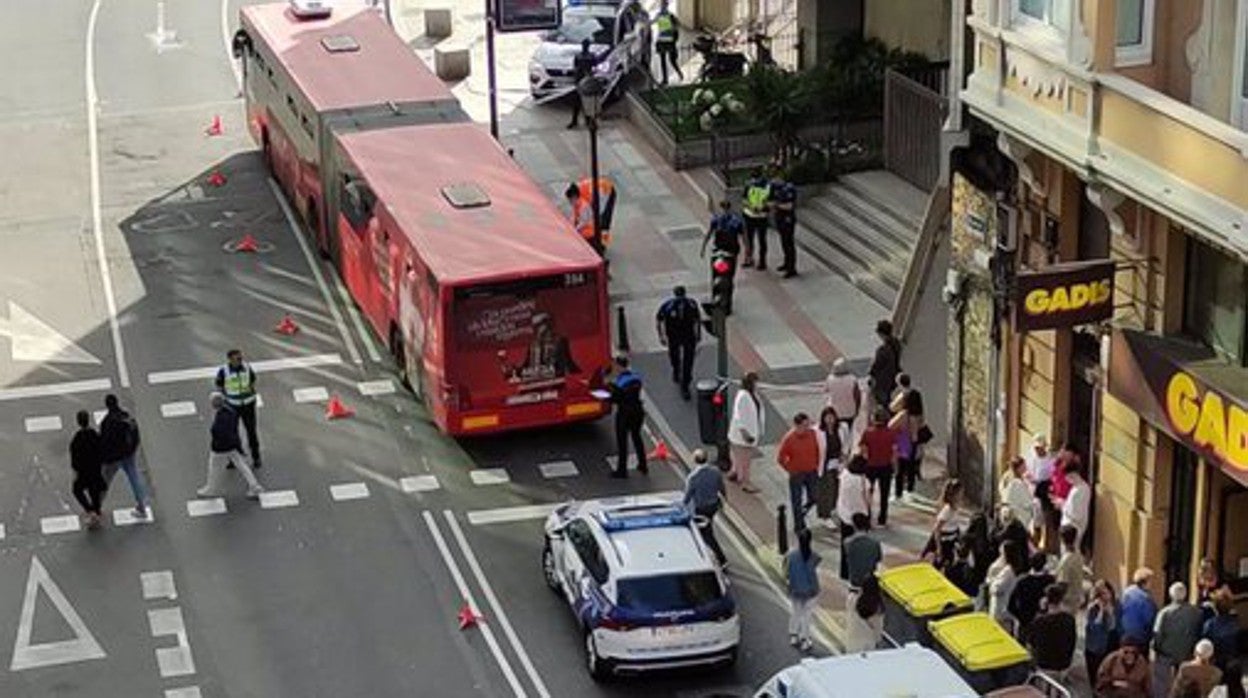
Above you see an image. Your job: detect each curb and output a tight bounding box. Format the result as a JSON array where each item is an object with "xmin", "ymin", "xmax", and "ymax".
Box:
[{"xmin": 642, "ymin": 389, "xmax": 847, "ymax": 653}]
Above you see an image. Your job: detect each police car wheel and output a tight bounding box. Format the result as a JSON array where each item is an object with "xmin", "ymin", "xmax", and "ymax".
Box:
[
  {"xmin": 584, "ymin": 630, "xmax": 613, "ymax": 682},
  {"xmin": 541, "ymin": 541, "xmax": 560, "ymax": 593}
]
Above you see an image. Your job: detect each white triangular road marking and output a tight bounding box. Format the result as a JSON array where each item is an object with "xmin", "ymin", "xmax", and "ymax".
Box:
[
  {"xmin": 10, "ymin": 556, "xmax": 107, "ymax": 671},
  {"xmin": 0, "ymin": 301, "xmax": 101, "ymax": 365}
]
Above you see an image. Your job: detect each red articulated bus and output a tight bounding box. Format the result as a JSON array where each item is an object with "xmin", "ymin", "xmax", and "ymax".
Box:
[{"xmin": 235, "ymin": 3, "xmax": 611, "ymax": 434}]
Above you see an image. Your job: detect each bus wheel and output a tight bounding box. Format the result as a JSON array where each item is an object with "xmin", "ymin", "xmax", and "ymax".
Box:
[
  {"xmin": 393, "ymin": 328, "xmax": 423, "ymax": 400},
  {"xmin": 261, "ymin": 130, "xmax": 273, "ymax": 171}
]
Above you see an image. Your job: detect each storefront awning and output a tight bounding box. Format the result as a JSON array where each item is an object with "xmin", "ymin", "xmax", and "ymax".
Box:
[{"xmin": 1108, "ymin": 329, "xmax": 1248, "ymax": 487}]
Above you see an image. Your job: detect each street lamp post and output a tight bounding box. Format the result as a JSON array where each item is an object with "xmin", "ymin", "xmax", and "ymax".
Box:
[{"xmin": 578, "ymin": 77, "xmax": 605, "ymax": 255}]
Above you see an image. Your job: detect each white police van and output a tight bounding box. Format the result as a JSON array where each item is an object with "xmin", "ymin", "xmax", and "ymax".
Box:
[
  {"xmin": 753, "ymin": 645, "xmax": 979, "ymax": 698},
  {"xmin": 541, "ymin": 494, "xmax": 739, "ymax": 680}
]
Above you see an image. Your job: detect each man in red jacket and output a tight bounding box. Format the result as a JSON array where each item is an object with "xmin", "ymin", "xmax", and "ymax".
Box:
[{"xmin": 778, "ymin": 412, "xmax": 820, "ymax": 532}]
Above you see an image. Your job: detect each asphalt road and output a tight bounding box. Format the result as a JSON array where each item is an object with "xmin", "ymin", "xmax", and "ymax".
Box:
[{"xmin": 0, "ymin": 1, "xmax": 817, "ymax": 696}]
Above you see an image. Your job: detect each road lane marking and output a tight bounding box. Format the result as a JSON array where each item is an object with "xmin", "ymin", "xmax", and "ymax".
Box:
[
  {"xmin": 538, "ymin": 461, "xmax": 579, "ymax": 478},
  {"xmin": 328, "ymin": 266, "xmax": 382, "ymax": 363},
  {"xmin": 466, "ymin": 504, "xmax": 561, "ymax": 526},
  {"xmin": 186, "ymin": 498, "xmax": 227, "ymax": 517},
  {"xmin": 113, "ymin": 508, "xmax": 156, "ymax": 526},
  {"xmin": 444, "ymin": 511, "xmax": 552, "ymax": 698},
  {"xmin": 40, "ymin": 515, "xmax": 80, "ymax": 535},
  {"xmin": 329, "ymin": 482, "xmax": 370, "ymax": 501},
  {"xmin": 0, "ymin": 524, "xmax": 5, "ymax": 540},
  {"xmin": 0, "ymin": 302, "xmax": 102, "ymax": 365},
  {"xmin": 259, "ymin": 490, "xmax": 299, "ymax": 509},
  {"xmin": 469, "ymin": 468, "xmax": 510, "ymax": 486},
  {"xmin": 292, "ymin": 386, "xmax": 329, "ymax": 403},
  {"xmin": 358, "ymin": 379, "xmax": 395, "ymax": 396},
  {"xmin": 25, "ymin": 416, "xmax": 63, "ymax": 433},
  {"xmin": 268, "ymin": 178, "xmax": 363, "ymax": 365},
  {"xmin": 160, "ymin": 401, "xmax": 196, "ymax": 418},
  {"xmin": 142, "ymin": 571, "xmax": 178, "ymax": 601},
  {"xmin": 148, "ymin": 607, "xmax": 195, "ymax": 677},
  {"xmin": 85, "ymin": 0, "xmax": 130, "ymax": 388},
  {"xmin": 400, "ymin": 474, "xmax": 440, "ymax": 493},
  {"xmin": 0, "ymin": 378, "xmax": 111, "ymax": 402},
  {"xmin": 166, "ymin": 687, "xmax": 202, "ymax": 698},
  {"xmin": 147, "ymin": 352, "xmax": 343, "ymax": 384},
  {"xmin": 11, "ymin": 555, "xmax": 107, "ymax": 671},
  {"xmin": 421, "ymin": 511, "xmax": 527, "ymax": 698}
]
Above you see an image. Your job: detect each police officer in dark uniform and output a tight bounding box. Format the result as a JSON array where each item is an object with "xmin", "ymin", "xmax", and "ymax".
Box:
[
  {"xmin": 568, "ymin": 39, "xmax": 599, "ymax": 129},
  {"xmin": 771, "ymin": 171, "xmax": 799, "ymax": 277},
  {"xmin": 608, "ymin": 355, "xmax": 647, "ymax": 478},
  {"xmin": 701, "ymin": 199, "xmax": 742, "ymax": 314},
  {"xmin": 655, "ymin": 286, "xmax": 701, "ymax": 400}
]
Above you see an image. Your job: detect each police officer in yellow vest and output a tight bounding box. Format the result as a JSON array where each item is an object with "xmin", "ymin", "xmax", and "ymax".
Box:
[
  {"xmin": 652, "ymin": 0, "xmax": 682, "ymax": 85},
  {"xmin": 215, "ymin": 349, "xmax": 262, "ymax": 468},
  {"xmin": 741, "ymin": 167, "xmax": 771, "ymax": 269}
]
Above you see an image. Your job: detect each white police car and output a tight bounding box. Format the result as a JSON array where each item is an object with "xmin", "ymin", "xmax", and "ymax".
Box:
[
  {"xmin": 528, "ymin": 0, "xmax": 650, "ymax": 101},
  {"xmin": 541, "ymin": 495, "xmax": 739, "ymax": 680}
]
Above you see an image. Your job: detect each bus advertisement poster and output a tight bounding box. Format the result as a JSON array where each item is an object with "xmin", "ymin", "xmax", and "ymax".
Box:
[{"xmin": 495, "ymin": 0, "xmax": 561, "ymax": 33}]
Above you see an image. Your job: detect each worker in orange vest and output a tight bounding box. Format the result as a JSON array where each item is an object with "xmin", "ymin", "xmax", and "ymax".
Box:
[{"xmin": 564, "ymin": 178, "xmax": 616, "ymax": 255}]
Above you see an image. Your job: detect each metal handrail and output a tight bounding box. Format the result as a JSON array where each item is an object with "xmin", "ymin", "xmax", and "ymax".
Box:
[{"xmin": 891, "ymin": 183, "xmax": 951, "ymax": 341}]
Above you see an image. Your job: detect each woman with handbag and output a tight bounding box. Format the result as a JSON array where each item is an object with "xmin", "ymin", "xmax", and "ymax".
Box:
[
  {"xmin": 815, "ymin": 406, "xmax": 846, "ymax": 528},
  {"xmin": 888, "ymin": 384, "xmax": 930, "ymax": 501}
]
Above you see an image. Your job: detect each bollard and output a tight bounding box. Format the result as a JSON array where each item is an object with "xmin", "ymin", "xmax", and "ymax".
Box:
[
  {"xmin": 776, "ymin": 504, "xmax": 789, "ymax": 555},
  {"xmin": 616, "ymin": 306, "xmax": 630, "ymax": 353}
]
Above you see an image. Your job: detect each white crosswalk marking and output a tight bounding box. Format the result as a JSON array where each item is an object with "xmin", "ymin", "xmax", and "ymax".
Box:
[
  {"xmin": 469, "ymin": 468, "xmax": 510, "ymax": 486},
  {"xmin": 160, "ymin": 401, "xmax": 196, "ymax": 418},
  {"xmin": 292, "ymin": 386, "xmax": 328, "ymax": 403},
  {"xmin": 40, "ymin": 515, "xmax": 80, "ymax": 535},
  {"xmin": 186, "ymin": 498, "xmax": 226, "ymax": 517},
  {"xmin": 259, "ymin": 490, "xmax": 299, "ymax": 509},
  {"xmin": 112, "ymin": 508, "xmax": 155, "ymax": 526},
  {"xmin": 165, "ymin": 688, "xmax": 202, "ymax": 698},
  {"xmin": 330, "ymin": 482, "xmax": 370, "ymax": 501},
  {"xmin": 400, "ymin": 475, "xmax": 440, "ymax": 493},
  {"xmin": 148, "ymin": 607, "xmax": 195, "ymax": 677},
  {"xmin": 357, "ymin": 379, "xmax": 395, "ymax": 396},
  {"xmin": 0, "ymin": 524, "xmax": 6, "ymax": 540},
  {"xmin": 25, "ymin": 415, "xmax": 63, "ymax": 433},
  {"xmin": 141, "ymin": 571, "xmax": 177, "ymax": 601},
  {"xmin": 538, "ymin": 461, "xmax": 579, "ymax": 478}
]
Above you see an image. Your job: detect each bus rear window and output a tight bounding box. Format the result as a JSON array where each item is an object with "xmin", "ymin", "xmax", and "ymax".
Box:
[
  {"xmin": 450, "ymin": 272, "xmax": 601, "ymax": 405},
  {"xmin": 615, "ymin": 573, "xmax": 723, "ymax": 614}
]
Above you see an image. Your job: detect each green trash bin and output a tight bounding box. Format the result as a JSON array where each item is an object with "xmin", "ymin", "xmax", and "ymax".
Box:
[{"xmin": 878, "ymin": 562, "xmax": 974, "ymax": 647}]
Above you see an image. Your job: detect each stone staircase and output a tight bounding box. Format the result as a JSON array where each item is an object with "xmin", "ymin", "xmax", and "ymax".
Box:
[{"xmin": 796, "ymin": 170, "xmax": 927, "ymax": 309}]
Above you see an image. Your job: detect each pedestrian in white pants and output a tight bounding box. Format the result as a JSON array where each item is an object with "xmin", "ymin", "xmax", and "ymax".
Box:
[
  {"xmin": 198, "ymin": 393, "xmax": 264, "ymax": 499},
  {"xmin": 784, "ymin": 528, "xmax": 821, "ymax": 652}
]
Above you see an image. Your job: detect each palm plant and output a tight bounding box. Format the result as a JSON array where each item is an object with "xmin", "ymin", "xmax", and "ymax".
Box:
[{"xmin": 740, "ymin": 64, "xmax": 813, "ymax": 168}]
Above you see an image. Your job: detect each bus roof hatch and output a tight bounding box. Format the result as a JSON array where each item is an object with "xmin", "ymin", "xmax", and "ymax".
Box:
[
  {"xmin": 442, "ymin": 183, "xmax": 490, "ymax": 209},
  {"xmin": 321, "ymin": 34, "xmax": 360, "ymax": 53}
]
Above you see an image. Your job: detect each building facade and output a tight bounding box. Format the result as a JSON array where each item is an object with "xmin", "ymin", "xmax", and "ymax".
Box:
[{"xmin": 949, "ymin": 0, "xmax": 1248, "ymax": 601}]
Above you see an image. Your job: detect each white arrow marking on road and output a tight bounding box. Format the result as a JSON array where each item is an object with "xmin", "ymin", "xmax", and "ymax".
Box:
[
  {"xmin": 0, "ymin": 301, "xmax": 101, "ymax": 365},
  {"xmin": 10, "ymin": 555, "xmax": 107, "ymax": 671}
]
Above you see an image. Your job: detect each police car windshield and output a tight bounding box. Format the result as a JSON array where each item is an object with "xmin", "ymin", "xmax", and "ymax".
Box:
[
  {"xmin": 545, "ymin": 15, "xmax": 613, "ymax": 45},
  {"xmin": 616, "ymin": 572, "xmax": 722, "ymax": 613}
]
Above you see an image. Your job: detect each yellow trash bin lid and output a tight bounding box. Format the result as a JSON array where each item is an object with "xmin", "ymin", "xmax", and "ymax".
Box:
[
  {"xmin": 930, "ymin": 612, "xmax": 1032, "ymax": 671},
  {"xmin": 877, "ymin": 562, "xmax": 974, "ymax": 618}
]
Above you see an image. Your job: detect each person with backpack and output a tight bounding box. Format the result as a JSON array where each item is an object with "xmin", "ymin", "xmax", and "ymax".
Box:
[
  {"xmin": 69, "ymin": 410, "xmax": 106, "ymax": 529},
  {"xmin": 655, "ymin": 285, "xmax": 702, "ymax": 400},
  {"xmin": 99, "ymin": 393, "xmax": 148, "ymax": 519},
  {"xmin": 785, "ymin": 528, "xmax": 821, "ymax": 653}
]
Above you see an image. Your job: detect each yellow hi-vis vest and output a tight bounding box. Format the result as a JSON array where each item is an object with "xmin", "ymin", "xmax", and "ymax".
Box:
[
  {"xmin": 655, "ymin": 13, "xmax": 676, "ymax": 43},
  {"xmin": 221, "ymin": 365, "xmax": 256, "ymax": 405},
  {"xmin": 744, "ymin": 182, "xmax": 770, "ymax": 217}
]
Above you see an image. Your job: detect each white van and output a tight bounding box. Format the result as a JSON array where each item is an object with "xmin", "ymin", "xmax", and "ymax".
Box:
[{"xmin": 753, "ymin": 645, "xmax": 979, "ymax": 698}]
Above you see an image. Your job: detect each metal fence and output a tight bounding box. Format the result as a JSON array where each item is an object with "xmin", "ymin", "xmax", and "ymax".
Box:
[{"xmin": 883, "ymin": 62, "xmax": 949, "ymax": 192}]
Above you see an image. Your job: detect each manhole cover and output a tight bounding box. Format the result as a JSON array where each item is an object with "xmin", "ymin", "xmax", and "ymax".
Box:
[{"xmin": 664, "ymin": 225, "xmax": 703, "ymax": 241}]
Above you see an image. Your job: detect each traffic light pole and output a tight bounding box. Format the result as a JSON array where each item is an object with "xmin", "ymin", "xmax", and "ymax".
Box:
[{"xmin": 713, "ymin": 302, "xmax": 730, "ymax": 469}]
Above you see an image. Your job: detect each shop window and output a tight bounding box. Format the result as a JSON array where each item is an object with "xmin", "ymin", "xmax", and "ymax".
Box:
[
  {"xmin": 1184, "ymin": 238, "xmax": 1247, "ymax": 366},
  {"xmin": 1115, "ymin": 0, "xmax": 1154, "ymax": 67}
]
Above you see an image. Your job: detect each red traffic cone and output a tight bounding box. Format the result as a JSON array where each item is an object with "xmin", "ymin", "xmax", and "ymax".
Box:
[
  {"xmin": 234, "ymin": 233, "xmax": 260, "ymax": 253},
  {"xmin": 204, "ymin": 114, "xmax": 223, "ymax": 136},
  {"xmin": 647, "ymin": 440, "xmax": 670, "ymax": 461},
  {"xmin": 206, "ymin": 170, "xmax": 227, "ymax": 187},
  {"xmin": 326, "ymin": 394, "xmax": 354, "ymax": 420},
  {"xmin": 274, "ymin": 314, "xmax": 300, "ymax": 335},
  {"xmin": 457, "ymin": 603, "xmax": 482, "ymax": 630}
]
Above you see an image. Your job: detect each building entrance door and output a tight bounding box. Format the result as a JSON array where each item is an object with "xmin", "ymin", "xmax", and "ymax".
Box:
[{"xmin": 1166, "ymin": 445, "xmax": 1200, "ymax": 586}]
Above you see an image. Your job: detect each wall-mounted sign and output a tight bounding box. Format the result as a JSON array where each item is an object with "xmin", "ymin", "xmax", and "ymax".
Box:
[
  {"xmin": 1108, "ymin": 330, "xmax": 1248, "ymax": 487},
  {"xmin": 495, "ymin": 0, "xmax": 561, "ymax": 33},
  {"xmin": 1014, "ymin": 260, "xmax": 1115, "ymax": 331}
]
